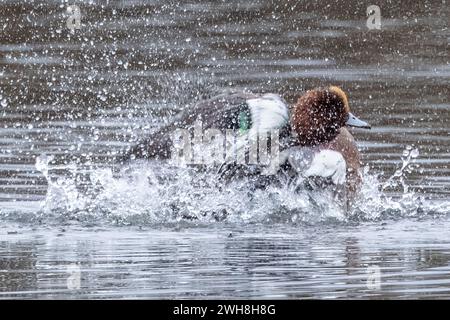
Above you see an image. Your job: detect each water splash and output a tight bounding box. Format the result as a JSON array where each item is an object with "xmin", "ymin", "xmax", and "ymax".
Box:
[
  {"xmin": 31, "ymin": 145, "xmax": 449, "ymax": 226},
  {"xmin": 353, "ymin": 146, "xmax": 450, "ymax": 220},
  {"xmin": 382, "ymin": 145, "xmax": 419, "ymax": 194},
  {"xmin": 36, "ymin": 154, "xmax": 89, "ymax": 216}
]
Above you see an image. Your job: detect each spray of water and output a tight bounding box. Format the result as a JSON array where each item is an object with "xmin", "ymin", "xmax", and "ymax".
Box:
[{"xmin": 29, "ymin": 145, "xmax": 449, "ymax": 226}]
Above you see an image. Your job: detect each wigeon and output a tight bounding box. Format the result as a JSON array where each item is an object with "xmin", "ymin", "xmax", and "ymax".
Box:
[{"xmin": 121, "ymin": 86, "xmax": 370, "ymax": 197}]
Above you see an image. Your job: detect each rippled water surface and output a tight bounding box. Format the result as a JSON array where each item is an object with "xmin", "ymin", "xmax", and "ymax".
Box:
[{"xmin": 0, "ymin": 0, "xmax": 449, "ymax": 299}]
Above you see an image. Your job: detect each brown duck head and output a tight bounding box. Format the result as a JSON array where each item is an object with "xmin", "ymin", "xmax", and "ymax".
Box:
[{"xmin": 291, "ymin": 86, "xmax": 370, "ymax": 146}]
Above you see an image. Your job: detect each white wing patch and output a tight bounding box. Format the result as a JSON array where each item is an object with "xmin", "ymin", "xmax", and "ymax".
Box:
[
  {"xmin": 246, "ymin": 94, "xmax": 289, "ymax": 134},
  {"xmin": 232, "ymin": 94, "xmax": 290, "ymax": 161},
  {"xmin": 217, "ymin": 93, "xmax": 290, "ymax": 178},
  {"xmin": 303, "ymin": 150, "xmax": 347, "ymax": 185}
]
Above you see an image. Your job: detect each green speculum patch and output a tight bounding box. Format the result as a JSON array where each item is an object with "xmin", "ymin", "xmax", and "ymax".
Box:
[{"xmin": 238, "ymin": 111, "xmax": 250, "ymax": 134}]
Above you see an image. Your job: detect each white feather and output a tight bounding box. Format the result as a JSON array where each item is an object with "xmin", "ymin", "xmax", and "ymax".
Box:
[
  {"xmin": 234, "ymin": 94, "xmax": 289, "ymax": 154},
  {"xmin": 218, "ymin": 93, "xmax": 290, "ymax": 176},
  {"xmin": 304, "ymin": 150, "xmax": 347, "ymax": 185},
  {"xmin": 246, "ymin": 94, "xmax": 289, "ymax": 134}
]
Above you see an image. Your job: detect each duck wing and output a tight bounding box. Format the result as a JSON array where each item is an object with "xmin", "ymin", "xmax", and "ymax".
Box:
[
  {"xmin": 120, "ymin": 92, "xmax": 256, "ymax": 162},
  {"xmin": 122, "ymin": 92, "xmax": 291, "ymax": 163},
  {"xmin": 218, "ymin": 94, "xmax": 291, "ymax": 180},
  {"xmin": 187, "ymin": 91, "xmax": 259, "ymax": 130}
]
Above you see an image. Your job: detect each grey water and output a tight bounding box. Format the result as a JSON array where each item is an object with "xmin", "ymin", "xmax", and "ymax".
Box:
[{"xmin": 0, "ymin": 0, "xmax": 449, "ymax": 299}]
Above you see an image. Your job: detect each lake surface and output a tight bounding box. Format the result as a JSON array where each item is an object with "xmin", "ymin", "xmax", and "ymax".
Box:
[{"xmin": 0, "ymin": 0, "xmax": 449, "ymax": 299}]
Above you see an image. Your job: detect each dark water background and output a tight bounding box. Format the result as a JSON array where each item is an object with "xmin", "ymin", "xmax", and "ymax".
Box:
[{"xmin": 0, "ymin": 0, "xmax": 449, "ymax": 298}]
